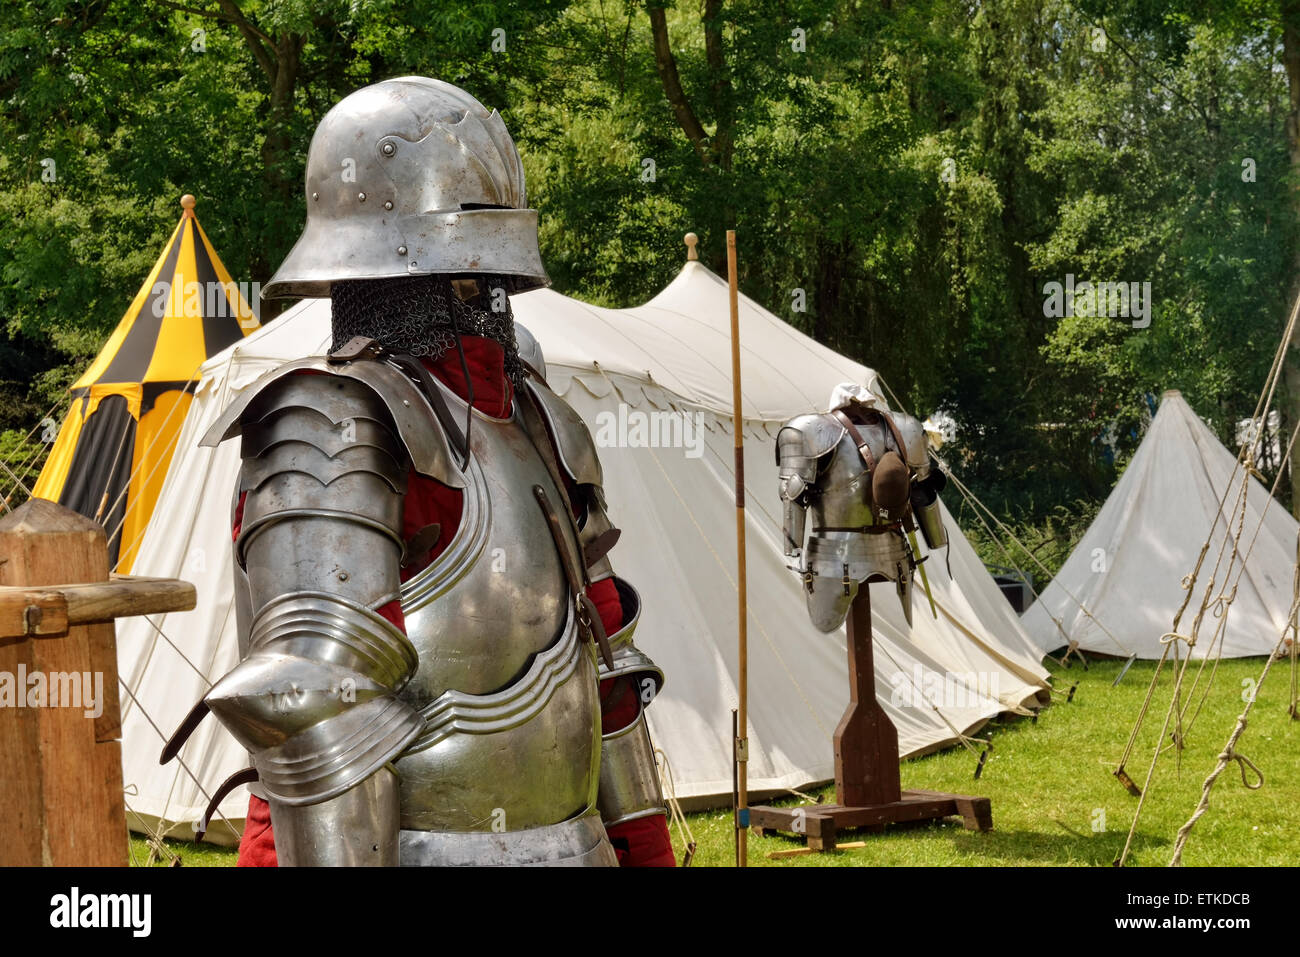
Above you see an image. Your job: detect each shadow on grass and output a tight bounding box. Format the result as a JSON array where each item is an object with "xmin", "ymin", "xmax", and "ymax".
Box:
[
  {"xmin": 752, "ymin": 814, "xmax": 1172, "ymax": 867},
  {"xmin": 948, "ymin": 825, "xmax": 1171, "ymax": 866}
]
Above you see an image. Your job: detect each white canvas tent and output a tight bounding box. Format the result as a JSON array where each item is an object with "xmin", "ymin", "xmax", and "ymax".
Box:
[
  {"xmin": 117, "ymin": 260, "xmax": 1050, "ymax": 842},
  {"xmin": 1022, "ymin": 390, "xmax": 1296, "ymax": 659}
]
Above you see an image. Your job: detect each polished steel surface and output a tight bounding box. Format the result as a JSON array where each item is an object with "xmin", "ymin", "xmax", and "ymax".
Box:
[
  {"xmin": 595, "ymin": 577, "xmax": 664, "ymax": 701},
  {"xmin": 392, "ymin": 375, "xmax": 602, "ymax": 833},
  {"xmin": 781, "ymin": 409, "xmax": 933, "ymax": 631},
  {"xmin": 596, "ymin": 710, "xmax": 667, "ymax": 829},
  {"xmin": 398, "ymin": 810, "xmax": 617, "ymax": 866},
  {"xmin": 203, "ymin": 337, "xmax": 620, "ymax": 860},
  {"xmin": 201, "ymin": 356, "xmax": 466, "ymax": 488},
  {"xmin": 271, "ymin": 766, "xmax": 401, "ymax": 866},
  {"xmin": 523, "ymin": 376, "xmax": 604, "ymax": 488},
  {"xmin": 264, "ymin": 77, "xmax": 548, "ymax": 298},
  {"xmin": 514, "ymin": 321, "xmax": 546, "ymax": 380},
  {"xmin": 206, "ymin": 591, "xmax": 422, "ymax": 805}
]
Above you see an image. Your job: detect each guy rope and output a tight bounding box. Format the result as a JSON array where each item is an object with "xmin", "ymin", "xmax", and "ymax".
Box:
[{"xmin": 1114, "ymin": 285, "xmax": 1300, "ymax": 866}]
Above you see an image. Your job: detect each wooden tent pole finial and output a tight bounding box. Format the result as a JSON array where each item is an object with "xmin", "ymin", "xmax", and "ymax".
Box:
[
  {"xmin": 684, "ymin": 232, "xmax": 699, "ymax": 261},
  {"xmin": 180, "ymin": 194, "xmax": 196, "ymax": 218}
]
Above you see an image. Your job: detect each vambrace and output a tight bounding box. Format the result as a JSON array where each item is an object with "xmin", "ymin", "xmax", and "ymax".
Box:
[
  {"xmin": 776, "ymin": 415, "xmax": 843, "ymax": 558},
  {"xmin": 206, "ymin": 372, "xmax": 424, "ymax": 865},
  {"xmin": 893, "ymin": 412, "xmax": 948, "ymax": 550},
  {"xmin": 597, "ymin": 710, "xmax": 667, "ymax": 829},
  {"xmin": 595, "ymin": 577, "xmax": 668, "ymax": 828},
  {"xmin": 910, "ymin": 467, "xmax": 949, "ymax": 551}
]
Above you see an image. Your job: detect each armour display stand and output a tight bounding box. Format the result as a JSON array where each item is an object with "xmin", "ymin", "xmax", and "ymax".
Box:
[{"xmin": 748, "ymin": 589, "xmax": 993, "ymax": 852}]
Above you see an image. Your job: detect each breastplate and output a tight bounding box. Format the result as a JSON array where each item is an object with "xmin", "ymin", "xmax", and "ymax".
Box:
[
  {"xmin": 811, "ymin": 436, "xmax": 874, "ymax": 530},
  {"xmin": 804, "ymin": 432, "xmax": 910, "ymax": 631},
  {"xmin": 393, "ymin": 382, "xmax": 601, "ymax": 833}
]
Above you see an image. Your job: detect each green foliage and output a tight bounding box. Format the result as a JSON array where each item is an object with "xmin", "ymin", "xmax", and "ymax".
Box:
[{"xmin": 1, "ymin": 0, "xmax": 1296, "ymax": 536}]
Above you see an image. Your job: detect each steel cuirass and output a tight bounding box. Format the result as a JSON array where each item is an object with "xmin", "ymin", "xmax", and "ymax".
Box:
[
  {"xmin": 391, "ymin": 372, "xmax": 605, "ymax": 849},
  {"xmin": 777, "ymin": 398, "xmax": 948, "ymax": 632}
]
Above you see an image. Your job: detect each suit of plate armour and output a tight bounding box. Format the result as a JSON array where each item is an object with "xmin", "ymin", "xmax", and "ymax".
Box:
[
  {"xmin": 195, "ymin": 352, "xmax": 610, "ymax": 866},
  {"xmin": 777, "ymin": 404, "xmax": 948, "ymax": 633}
]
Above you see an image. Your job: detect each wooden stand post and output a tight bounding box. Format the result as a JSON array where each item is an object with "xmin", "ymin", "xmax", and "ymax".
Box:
[
  {"xmin": 749, "ymin": 589, "xmax": 992, "ymax": 852},
  {"xmin": 0, "ymin": 499, "xmax": 195, "ymax": 866}
]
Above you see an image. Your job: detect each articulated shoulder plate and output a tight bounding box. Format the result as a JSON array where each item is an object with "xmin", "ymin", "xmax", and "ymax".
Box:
[
  {"xmin": 522, "ymin": 376, "xmax": 603, "ymax": 489},
  {"xmin": 515, "ymin": 321, "xmax": 547, "ymax": 381},
  {"xmin": 890, "ymin": 411, "xmax": 930, "ymax": 473},
  {"xmin": 201, "ymin": 356, "xmax": 466, "ymax": 489},
  {"xmin": 776, "ymin": 413, "xmax": 846, "ymax": 467}
]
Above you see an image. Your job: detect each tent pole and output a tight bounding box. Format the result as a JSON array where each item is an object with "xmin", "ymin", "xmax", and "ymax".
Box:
[{"xmin": 726, "ymin": 230, "xmax": 749, "ymax": 868}]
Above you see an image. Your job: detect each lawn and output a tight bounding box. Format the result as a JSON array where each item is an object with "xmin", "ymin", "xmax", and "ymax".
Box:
[{"xmin": 130, "ymin": 655, "xmax": 1298, "ymax": 867}]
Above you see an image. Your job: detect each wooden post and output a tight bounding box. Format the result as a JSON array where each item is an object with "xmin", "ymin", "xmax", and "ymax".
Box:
[
  {"xmin": 835, "ymin": 592, "xmax": 901, "ymax": 806},
  {"xmin": 749, "ymin": 586, "xmax": 992, "ymax": 850},
  {"xmin": 726, "ymin": 229, "xmax": 749, "ymax": 868},
  {"xmin": 0, "ymin": 498, "xmax": 195, "ymax": 866}
]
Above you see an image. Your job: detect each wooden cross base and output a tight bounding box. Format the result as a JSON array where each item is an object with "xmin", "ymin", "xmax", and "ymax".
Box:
[
  {"xmin": 749, "ymin": 790, "xmax": 992, "ymax": 851},
  {"xmin": 747, "ymin": 588, "xmax": 993, "ymax": 852}
]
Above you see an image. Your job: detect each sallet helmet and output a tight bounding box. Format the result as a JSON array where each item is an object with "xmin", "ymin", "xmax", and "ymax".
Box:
[{"xmin": 265, "ymin": 76, "xmax": 548, "ymax": 299}]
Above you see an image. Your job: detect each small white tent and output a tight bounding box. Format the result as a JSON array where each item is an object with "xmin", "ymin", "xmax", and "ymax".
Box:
[
  {"xmin": 117, "ymin": 260, "xmax": 1050, "ymax": 842},
  {"xmin": 1022, "ymin": 390, "xmax": 1296, "ymax": 659}
]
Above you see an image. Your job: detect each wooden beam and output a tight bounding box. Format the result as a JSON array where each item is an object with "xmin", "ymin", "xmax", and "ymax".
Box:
[
  {"xmin": 767, "ymin": 841, "xmax": 866, "ymax": 860},
  {"xmin": 0, "ymin": 575, "xmax": 196, "ymax": 639},
  {"xmin": 0, "ymin": 499, "xmax": 134, "ymax": 865}
]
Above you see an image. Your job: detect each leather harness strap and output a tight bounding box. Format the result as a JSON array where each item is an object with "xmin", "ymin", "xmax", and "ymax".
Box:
[
  {"xmin": 833, "ymin": 408, "xmax": 876, "ymax": 473},
  {"xmin": 833, "ymin": 405, "xmax": 911, "ymax": 473},
  {"xmin": 517, "ymin": 384, "xmax": 616, "ymax": 670}
]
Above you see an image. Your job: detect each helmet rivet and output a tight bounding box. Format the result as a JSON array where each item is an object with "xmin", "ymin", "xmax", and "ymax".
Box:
[
  {"xmin": 382, "ymin": 142, "xmax": 395, "ymax": 156},
  {"xmin": 358, "ymin": 192, "xmax": 366, "ymax": 202},
  {"xmin": 383, "ymin": 201, "xmax": 393, "ymax": 210},
  {"xmin": 397, "ymin": 245, "xmax": 407, "ymax": 256}
]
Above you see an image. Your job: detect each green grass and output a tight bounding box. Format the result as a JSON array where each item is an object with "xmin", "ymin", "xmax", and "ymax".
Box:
[{"xmin": 131, "ymin": 656, "xmax": 1299, "ymax": 867}]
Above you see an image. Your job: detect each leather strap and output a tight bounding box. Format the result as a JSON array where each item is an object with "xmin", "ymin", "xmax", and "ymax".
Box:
[
  {"xmin": 194, "ymin": 767, "xmax": 260, "ymax": 843},
  {"xmin": 583, "ymin": 527, "xmax": 622, "ymax": 567},
  {"xmin": 833, "ymin": 409, "xmax": 876, "ymax": 473},
  {"xmin": 832, "ymin": 404, "xmax": 914, "ymax": 523},
  {"xmin": 533, "ymin": 486, "xmax": 615, "ymax": 670},
  {"xmin": 833, "ymin": 405, "xmax": 911, "ymax": 471},
  {"xmin": 387, "ymin": 353, "xmax": 470, "ymax": 469},
  {"xmin": 814, "ymin": 523, "xmax": 903, "ymax": 535},
  {"xmin": 518, "ymin": 385, "xmax": 616, "ymax": 669},
  {"xmin": 159, "ymin": 699, "xmax": 210, "ymax": 765},
  {"xmin": 401, "ymin": 523, "xmax": 442, "ymax": 569}
]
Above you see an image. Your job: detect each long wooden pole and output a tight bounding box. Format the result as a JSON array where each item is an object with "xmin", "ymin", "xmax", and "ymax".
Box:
[{"xmin": 727, "ymin": 230, "xmax": 749, "ymax": 868}]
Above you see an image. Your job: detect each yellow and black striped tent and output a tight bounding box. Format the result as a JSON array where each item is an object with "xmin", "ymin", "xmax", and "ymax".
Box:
[{"xmin": 33, "ymin": 194, "xmax": 260, "ymax": 571}]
